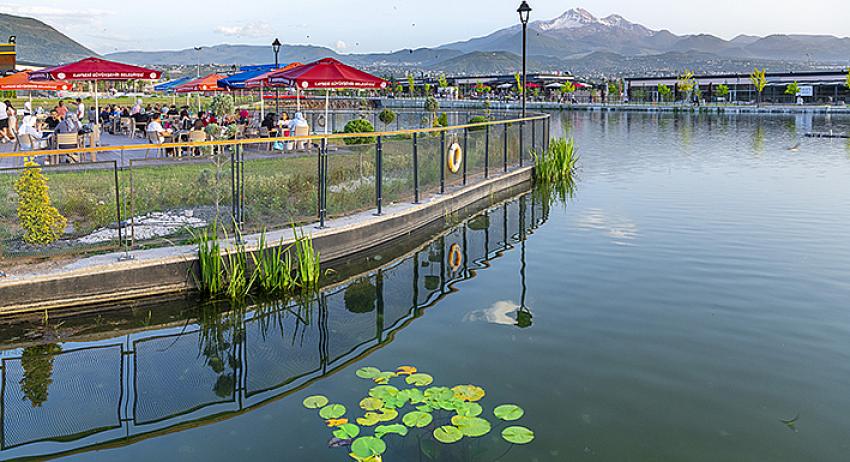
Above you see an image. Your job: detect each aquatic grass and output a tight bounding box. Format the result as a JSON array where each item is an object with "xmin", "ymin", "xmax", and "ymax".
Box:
[
  {"xmin": 532, "ymin": 137, "xmax": 579, "ymax": 184},
  {"xmin": 293, "ymin": 226, "xmax": 321, "ymax": 290},
  {"xmin": 193, "ymin": 224, "xmax": 224, "ymax": 297},
  {"xmin": 222, "ymin": 227, "xmax": 256, "ymax": 301},
  {"xmin": 252, "ymin": 230, "xmax": 296, "ymax": 294}
]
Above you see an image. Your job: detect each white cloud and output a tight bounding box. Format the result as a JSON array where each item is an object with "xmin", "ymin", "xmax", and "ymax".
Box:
[
  {"xmin": 335, "ymin": 40, "xmax": 347, "ymax": 50},
  {"xmin": 214, "ymin": 22, "xmax": 272, "ymax": 38}
]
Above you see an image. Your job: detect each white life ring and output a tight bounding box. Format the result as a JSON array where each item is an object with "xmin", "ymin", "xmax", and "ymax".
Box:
[{"xmin": 447, "ymin": 142, "xmax": 463, "ymax": 174}]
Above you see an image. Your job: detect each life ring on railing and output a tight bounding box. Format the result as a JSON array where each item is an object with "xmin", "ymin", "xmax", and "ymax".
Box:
[
  {"xmin": 317, "ymin": 115, "xmax": 326, "ymax": 128},
  {"xmin": 448, "ymin": 243, "xmax": 463, "ymax": 272},
  {"xmin": 447, "ymin": 142, "xmax": 463, "ymax": 174}
]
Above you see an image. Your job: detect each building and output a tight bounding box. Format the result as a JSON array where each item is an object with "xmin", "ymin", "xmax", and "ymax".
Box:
[
  {"xmin": 0, "ymin": 36, "xmax": 15, "ymax": 75},
  {"xmin": 403, "ymin": 73, "xmax": 578, "ymax": 94},
  {"xmin": 626, "ymin": 70, "xmax": 850, "ymax": 104}
]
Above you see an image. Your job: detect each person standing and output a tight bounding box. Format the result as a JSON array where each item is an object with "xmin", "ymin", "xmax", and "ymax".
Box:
[
  {"xmin": 75, "ymin": 98, "xmax": 86, "ymax": 121},
  {"xmin": 56, "ymin": 100, "xmax": 68, "ymax": 118}
]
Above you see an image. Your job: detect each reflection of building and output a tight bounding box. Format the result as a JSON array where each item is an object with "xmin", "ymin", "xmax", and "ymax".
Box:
[
  {"xmin": 0, "ymin": 192, "xmax": 550, "ymax": 460},
  {"xmin": 626, "ymin": 70, "xmax": 850, "ymax": 104}
]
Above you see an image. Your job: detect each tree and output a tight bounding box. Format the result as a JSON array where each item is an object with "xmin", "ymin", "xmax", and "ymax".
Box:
[
  {"xmin": 342, "ymin": 119, "xmax": 376, "ymax": 145},
  {"xmin": 657, "ymin": 84, "xmax": 672, "ymax": 102},
  {"xmin": 676, "ymin": 70, "xmax": 696, "ymax": 102},
  {"xmin": 750, "ymin": 68, "xmax": 767, "ymax": 106},
  {"xmin": 785, "ymin": 81, "xmax": 801, "ymax": 98},
  {"xmin": 20, "ymin": 344, "xmax": 62, "ymax": 408},
  {"xmin": 424, "ymin": 96, "xmax": 439, "ymax": 125},
  {"xmin": 514, "ymin": 73, "xmax": 523, "ymax": 95},
  {"xmin": 560, "ymin": 81, "xmax": 576, "ymax": 95},
  {"xmin": 406, "ymin": 74, "xmax": 416, "ymax": 97},
  {"xmin": 424, "ymin": 83, "xmax": 432, "ymax": 96},
  {"xmin": 15, "ymin": 161, "xmax": 67, "ymax": 245},
  {"xmin": 437, "ymin": 74, "xmax": 449, "ymax": 89},
  {"xmin": 209, "ymin": 94, "xmax": 235, "ymax": 118},
  {"xmin": 607, "ymin": 81, "xmax": 620, "ymax": 102},
  {"xmin": 715, "ymin": 84, "xmax": 730, "ymax": 100},
  {"xmin": 393, "ymin": 83, "xmax": 403, "ymax": 95},
  {"xmin": 846, "ymin": 68, "xmax": 850, "ymax": 90}
]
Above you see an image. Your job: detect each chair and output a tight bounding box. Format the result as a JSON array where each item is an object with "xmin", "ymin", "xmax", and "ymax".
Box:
[
  {"xmin": 145, "ymin": 131, "xmax": 164, "ymax": 158},
  {"xmin": 188, "ymin": 130, "xmax": 206, "ymax": 156},
  {"xmin": 56, "ymin": 132, "xmax": 81, "ymax": 163},
  {"xmin": 234, "ymin": 124, "xmax": 246, "ymax": 139},
  {"xmin": 120, "ymin": 118, "xmax": 133, "ymax": 137},
  {"xmin": 258, "ymin": 127, "xmax": 272, "ymax": 151},
  {"xmin": 293, "ymin": 124, "xmax": 311, "ymax": 151}
]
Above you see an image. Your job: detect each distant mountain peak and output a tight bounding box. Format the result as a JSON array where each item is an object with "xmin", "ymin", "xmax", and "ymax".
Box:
[{"xmin": 537, "ymin": 8, "xmax": 600, "ymax": 31}]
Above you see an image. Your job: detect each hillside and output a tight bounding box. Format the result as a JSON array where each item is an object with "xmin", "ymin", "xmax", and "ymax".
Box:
[{"xmin": 0, "ymin": 13, "xmax": 96, "ymax": 65}]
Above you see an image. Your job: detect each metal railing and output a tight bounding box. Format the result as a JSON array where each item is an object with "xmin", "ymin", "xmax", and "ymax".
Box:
[
  {"xmin": 0, "ymin": 192, "xmax": 551, "ymax": 460},
  {"xmin": 0, "ymin": 111, "xmax": 550, "ymax": 263}
]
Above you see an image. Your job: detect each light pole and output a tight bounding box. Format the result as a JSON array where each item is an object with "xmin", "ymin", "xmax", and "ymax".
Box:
[
  {"xmin": 517, "ymin": 1, "xmax": 532, "ymax": 119},
  {"xmin": 272, "ymin": 38, "xmax": 282, "ymax": 116},
  {"xmin": 194, "ymin": 47, "xmax": 202, "ymax": 78}
]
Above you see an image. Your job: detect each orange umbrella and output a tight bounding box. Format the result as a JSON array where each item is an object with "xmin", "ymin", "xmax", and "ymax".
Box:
[
  {"xmin": 175, "ymin": 73, "xmax": 229, "ymax": 93},
  {"xmin": 0, "ymin": 71, "xmax": 72, "ymax": 91}
]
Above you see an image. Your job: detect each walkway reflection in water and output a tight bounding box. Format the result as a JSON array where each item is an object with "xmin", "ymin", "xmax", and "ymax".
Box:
[{"xmin": 0, "ymin": 191, "xmax": 550, "ymax": 461}]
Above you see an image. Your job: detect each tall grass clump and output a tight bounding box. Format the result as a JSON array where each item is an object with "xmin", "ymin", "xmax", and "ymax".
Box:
[
  {"xmin": 195, "ymin": 225, "xmax": 224, "ymax": 298},
  {"xmin": 252, "ymin": 231, "xmax": 295, "ymax": 294},
  {"xmin": 532, "ymin": 137, "xmax": 579, "ymax": 202},
  {"xmin": 223, "ymin": 233, "xmax": 256, "ymax": 300},
  {"xmin": 293, "ymin": 226, "xmax": 320, "ymax": 291}
]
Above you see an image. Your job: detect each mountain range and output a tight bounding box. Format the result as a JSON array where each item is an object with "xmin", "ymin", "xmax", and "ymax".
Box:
[{"xmin": 4, "ymin": 8, "xmax": 849, "ymax": 77}]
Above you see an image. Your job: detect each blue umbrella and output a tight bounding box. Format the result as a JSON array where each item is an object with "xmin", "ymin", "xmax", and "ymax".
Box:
[
  {"xmin": 218, "ymin": 65, "xmax": 277, "ymax": 89},
  {"xmin": 154, "ymin": 76, "xmax": 194, "ymax": 93}
]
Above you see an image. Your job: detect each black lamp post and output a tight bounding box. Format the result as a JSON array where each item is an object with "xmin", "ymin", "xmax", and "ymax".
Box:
[
  {"xmin": 517, "ymin": 1, "xmax": 532, "ymax": 118},
  {"xmin": 272, "ymin": 38, "xmax": 282, "ymax": 115}
]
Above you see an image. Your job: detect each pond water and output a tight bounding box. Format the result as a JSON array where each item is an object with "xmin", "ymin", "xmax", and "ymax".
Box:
[{"xmin": 1, "ymin": 111, "xmax": 850, "ymax": 461}]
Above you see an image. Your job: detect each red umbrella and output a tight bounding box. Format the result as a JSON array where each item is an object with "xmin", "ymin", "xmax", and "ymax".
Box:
[
  {"xmin": 0, "ymin": 71, "xmax": 72, "ymax": 91},
  {"xmin": 174, "ymin": 73, "xmax": 228, "ymax": 93},
  {"xmin": 266, "ymin": 58, "xmax": 388, "ymax": 133},
  {"xmin": 30, "ymin": 57, "xmax": 161, "ymax": 124}
]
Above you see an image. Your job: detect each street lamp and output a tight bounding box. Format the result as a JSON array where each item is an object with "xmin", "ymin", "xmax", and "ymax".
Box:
[
  {"xmin": 517, "ymin": 1, "xmax": 532, "ymax": 118},
  {"xmin": 272, "ymin": 38, "xmax": 282, "ymax": 115},
  {"xmin": 194, "ymin": 47, "xmax": 202, "ymax": 78}
]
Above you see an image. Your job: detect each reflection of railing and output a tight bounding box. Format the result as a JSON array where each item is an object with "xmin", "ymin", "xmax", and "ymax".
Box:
[
  {"xmin": 0, "ymin": 192, "xmax": 550, "ymax": 460},
  {"xmin": 0, "ymin": 111, "xmax": 549, "ymax": 262}
]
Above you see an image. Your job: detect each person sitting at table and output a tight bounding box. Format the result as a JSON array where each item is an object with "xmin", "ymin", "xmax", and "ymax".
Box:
[
  {"xmin": 192, "ymin": 119, "xmax": 205, "ymax": 131},
  {"xmin": 18, "ymin": 113, "xmax": 50, "ymax": 149},
  {"xmin": 56, "ymin": 114, "xmax": 82, "ymax": 134},
  {"xmin": 145, "ymin": 114, "xmax": 168, "ymax": 144},
  {"xmin": 261, "ymin": 113, "xmax": 277, "ymax": 133},
  {"xmin": 238, "ymin": 108, "xmax": 250, "ymax": 124},
  {"xmin": 44, "ymin": 110, "xmax": 61, "ymax": 131}
]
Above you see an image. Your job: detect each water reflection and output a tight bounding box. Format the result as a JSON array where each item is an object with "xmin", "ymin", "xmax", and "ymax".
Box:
[{"xmin": 0, "ymin": 191, "xmax": 550, "ymax": 460}]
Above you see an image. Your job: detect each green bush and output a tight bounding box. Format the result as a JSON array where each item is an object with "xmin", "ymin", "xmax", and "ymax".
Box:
[
  {"xmin": 15, "ymin": 162, "xmax": 68, "ymax": 245},
  {"xmin": 378, "ymin": 109, "xmax": 397, "ymax": 127},
  {"xmin": 209, "ymin": 94, "xmax": 235, "ymax": 118},
  {"xmin": 343, "ymin": 119, "xmax": 376, "ymax": 145},
  {"xmin": 468, "ymin": 116, "xmax": 489, "ymax": 132},
  {"xmin": 436, "ymin": 112, "xmax": 448, "ymax": 128}
]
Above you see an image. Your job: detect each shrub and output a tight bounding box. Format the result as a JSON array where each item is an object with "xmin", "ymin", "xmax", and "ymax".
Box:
[
  {"xmin": 209, "ymin": 94, "xmax": 235, "ymax": 118},
  {"xmin": 378, "ymin": 109, "xmax": 397, "ymax": 127},
  {"xmin": 468, "ymin": 115, "xmax": 489, "ymax": 132},
  {"xmin": 436, "ymin": 112, "xmax": 448, "ymax": 128},
  {"xmin": 424, "ymin": 96, "xmax": 439, "ymax": 115},
  {"xmin": 343, "ymin": 119, "xmax": 376, "ymax": 145},
  {"xmin": 15, "ymin": 162, "xmax": 68, "ymax": 245}
]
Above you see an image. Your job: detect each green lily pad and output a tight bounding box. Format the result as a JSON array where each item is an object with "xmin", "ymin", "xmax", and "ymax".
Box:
[
  {"xmin": 332, "ymin": 423, "xmax": 360, "ymax": 439},
  {"xmin": 356, "ymin": 367, "xmax": 382, "ymax": 379},
  {"xmin": 452, "ymin": 385, "xmax": 486, "ymax": 402},
  {"xmin": 455, "ymin": 402, "xmax": 483, "ymax": 417},
  {"xmin": 402, "ymin": 411, "xmax": 434, "ymax": 428},
  {"xmin": 451, "ymin": 416, "xmax": 491, "ymax": 437},
  {"xmin": 376, "ymin": 408, "xmax": 398, "ymax": 422},
  {"xmin": 375, "ymin": 424, "xmax": 409, "ymax": 438},
  {"xmin": 494, "ymin": 404, "xmax": 525, "ymax": 421},
  {"xmin": 406, "ymin": 388, "xmax": 425, "ymax": 404},
  {"xmin": 433, "ymin": 425, "xmax": 463, "ymax": 444},
  {"xmin": 302, "ymin": 395, "xmax": 329, "ymax": 409},
  {"xmin": 351, "ymin": 436, "xmax": 387, "ymax": 458},
  {"xmin": 424, "ymin": 387, "xmax": 453, "ymax": 402},
  {"xmin": 416, "ymin": 404, "xmax": 435, "ymax": 413},
  {"xmin": 319, "ymin": 404, "xmax": 346, "ymax": 420},
  {"xmin": 502, "ymin": 426, "xmax": 535, "ymax": 445},
  {"xmin": 369, "ymin": 385, "xmax": 399, "ymax": 400},
  {"xmin": 437, "ymin": 399, "xmax": 461, "ymax": 411},
  {"xmin": 359, "ymin": 397, "xmax": 384, "ymax": 411},
  {"xmin": 405, "ymin": 373, "xmax": 434, "ymax": 387},
  {"xmin": 356, "ymin": 413, "xmax": 381, "ymax": 427},
  {"xmin": 373, "ymin": 372, "xmax": 397, "ymax": 384}
]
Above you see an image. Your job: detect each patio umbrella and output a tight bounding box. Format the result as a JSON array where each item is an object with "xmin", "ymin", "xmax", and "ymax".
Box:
[
  {"xmin": 245, "ymin": 62, "xmax": 302, "ymax": 116},
  {"xmin": 218, "ymin": 65, "xmax": 276, "ymax": 90},
  {"xmin": 175, "ymin": 73, "xmax": 228, "ymax": 113},
  {"xmin": 154, "ymin": 76, "xmax": 193, "ymax": 93},
  {"xmin": 0, "ymin": 71, "xmax": 73, "ymax": 104},
  {"xmin": 266, "ymin": 58, "xmax": 387, "ymax": 134},
  {"xmin": 29, "ymin": 57, "xmax": 161, "ymax": 125}
]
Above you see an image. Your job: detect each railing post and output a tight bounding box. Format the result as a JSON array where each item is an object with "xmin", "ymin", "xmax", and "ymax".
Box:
[
  {"xmin": 440, "ymin": 130, "xmax": 446, "ymax": 194},
  {"xmin": 462, "ymin": 127, "xmax": 468, "ymax": 186},
  {"xmin": 376, "ymin": 135, "xmax": 383, "ymax": 215},
  {"xmin": 318, "ymin": 139, "xmax": 327, "ymax": 228},
  {"xmin": 503, "ymin": 123, "xmax": 508, "ymax": 173},
  {"xmin": 484, "ymin": 124, "xmax": 490, "ymax": 179},
  {"xmin": 519, "ymin": 120, "xmax": 524, "ymax": 168},
  {"xmin": 413, "ymin": 132, "xmax": 420, "ymax": 204},
  {"xmin": 531, "ymin": 118, "xmax": 536, "ymax": 153},
  {"xmin": 112, "ymin": 160, "xmax": 122, "ymax": 247}
]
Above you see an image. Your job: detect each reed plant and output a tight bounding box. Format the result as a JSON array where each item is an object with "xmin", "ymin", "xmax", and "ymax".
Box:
[
  {"xmin": 223, "ymin": 229, "xmax": 256, "ymax": 300},
  {"xmin": 293, "ymin": 226, "xmax": 321, "ymax": 290},
  {"xmin": 252, "ymin": 230, "xmax": 296, "ymax": 294},
  {"xmin": 532, "ymin": 137, "xmax": 579, "ymax": 184},
  {"xmin": 194, "ymin": 224, "xmax": 224, "ymax": 297}
]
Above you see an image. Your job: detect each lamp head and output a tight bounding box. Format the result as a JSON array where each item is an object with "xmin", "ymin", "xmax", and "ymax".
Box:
[
  {"xmin": 517, "ymin": 1, "xmax": 532, "ymax": 25},
  {"xmin": 272, "ymin": 39, "xmax": 282, "ymax": 54}
]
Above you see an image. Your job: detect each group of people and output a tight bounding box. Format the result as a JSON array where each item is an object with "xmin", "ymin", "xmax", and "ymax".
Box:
[{"xmin": 0, "ymin": 98, "xmax": 89, "ymax": 148}]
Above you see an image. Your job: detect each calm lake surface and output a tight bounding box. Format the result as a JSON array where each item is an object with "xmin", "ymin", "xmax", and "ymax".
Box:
[{"xmin": 2, "ymin": 111, "xmax": 850, "ymax": 461}]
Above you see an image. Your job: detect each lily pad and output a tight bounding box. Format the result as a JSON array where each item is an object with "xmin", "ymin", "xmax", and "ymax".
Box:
[
  {"xmin": 360, "ymin": 397, "xmax": 384, "ymax": 411},
  {"xmin": 424, "ymin": 387, "xmax": 453, "ymax": 402},
  {"xmin": 373, "ymin": 372, "xmax": 397, "ymax": 384},
  {"xmin": 375, "ymin": 424, "xmax": 409, "ymax": 438},
  {"xmin": 326, "ymin": 418, "xmax": 349, "ymax": 427},
  {"xmin": 452, "ymin": 385, "xmax": 486, "ymax": 402},
  {"xmin": 369, "ymin": 385, "xmax": 399, "ymax": 400},
  {"xmin": 406, "ymin": 373, "xmax": 434, "ymax": 387},
  {"xmin": 455, "ymin": 402, "xmax": 483, "ymax": 417},
  {"xmin": 402, "ymin": 411, "xmax": 434, "ymax": 428},
  {"xmin": 319, "ymin": 404, "xmax": 347, "ymax": 420},
  {"xmin": 376, "ymin": 408, "xmax": 399, "ymax": 422},
  {"xmin": 416, "ymin": 404, "xmax": 435, "ymax": 413},
  {"xmin": 494, "ymin": 404, "xmax": 525, "ymax": 421},
  {"xmin": 433, "ymin": 425, "xmax": 463, "ymax": 444},
  {"xmin": 451, "ymin": 416, "xmax": 491, "ymax": 437},
  {"xmin": 351, "ymin": 436, "xmax": 387, "ymax": 458},
  {"xmin": 303, "ymin": 395, "xmax": 329, "ymax": 409},
  {"xmin": 356, "ymin": 367, "xmax": 382, "ymax": 379},
  {"xmin": 396, "ymin": 365, "xmax": 417, "ymax": 375},
  {"xmin": 356, "ymin": 413, "xmax": 381, "ymax": 427},
  {"xmin": 332, "ymin": 423, "xmax": 361, "ymax": 439},
  {"xmin": 502, "ymin": 426, "xmax": 535, "ymax": 445}
]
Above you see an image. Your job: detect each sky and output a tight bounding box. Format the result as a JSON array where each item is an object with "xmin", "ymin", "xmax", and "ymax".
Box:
[{"xmin": 1, "ymin": 0, "xmax": 848, "ymax": 54}]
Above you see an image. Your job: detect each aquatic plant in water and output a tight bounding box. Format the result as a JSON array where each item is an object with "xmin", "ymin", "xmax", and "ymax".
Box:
[
  {"xmin": 302, "ymin": 365, "xmax": 535, "ymax": 461},
  {"xmin": 532, "ymin": 137, "xmax": 579, "ymax": 203}
]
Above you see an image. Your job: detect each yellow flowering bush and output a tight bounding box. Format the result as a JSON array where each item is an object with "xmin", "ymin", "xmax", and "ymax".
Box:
[{"xmin": 15, "ymin": 161, "xmax": 67, "ymax": 245}]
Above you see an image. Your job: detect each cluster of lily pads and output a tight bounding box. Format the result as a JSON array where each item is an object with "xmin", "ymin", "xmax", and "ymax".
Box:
[{"xmin": 302, "ymin": 365, "xmax": 534, "ymax": 461}]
